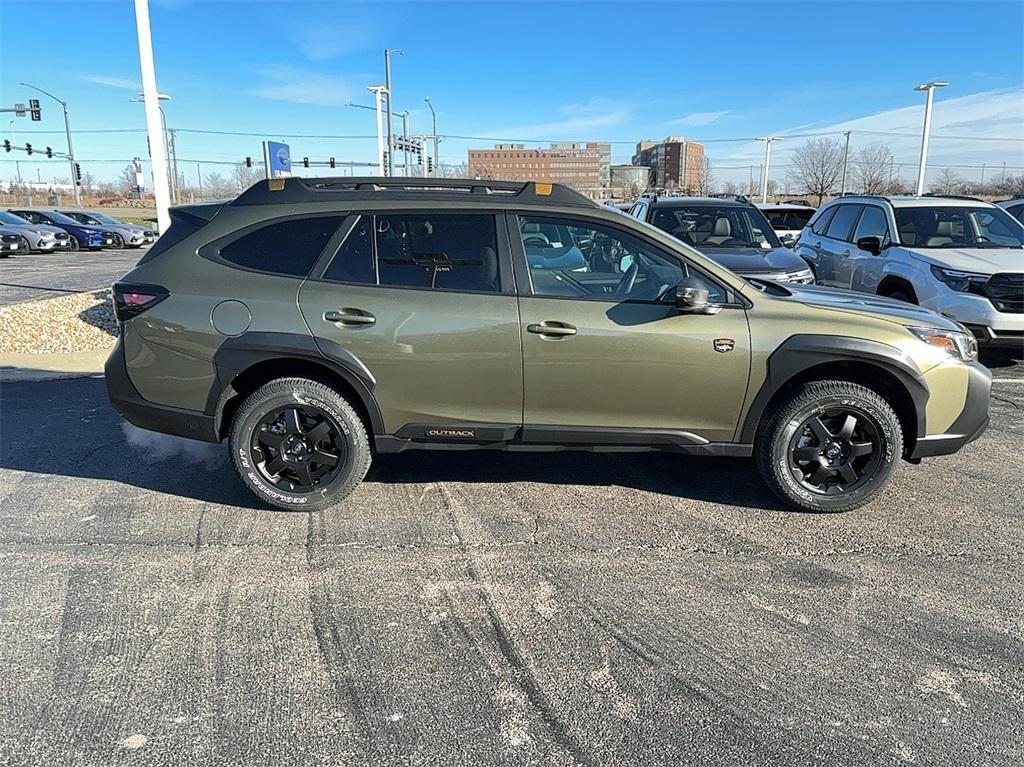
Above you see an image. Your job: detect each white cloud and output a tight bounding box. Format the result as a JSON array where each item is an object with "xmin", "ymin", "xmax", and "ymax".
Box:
[
  {"xmin": 294, "ymin": 24, "xmax": 372, "ymax": 61},
  {"xmin": 669, "ymin": 110, "xmax": 731, "ymax": 127},
  {"xmin": 79, "ymin": 75, "xmax": 140, "ymax": 91},
  {"xmin": 250, "ymin": 66, "xmax": 363, "ymax": 107},
  {"xmin": 487, "ymin": 98, "xmax": 633, "ymax": 140}
]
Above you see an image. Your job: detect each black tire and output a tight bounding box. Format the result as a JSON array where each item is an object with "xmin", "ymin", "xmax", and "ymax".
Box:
[
  {"xmin": 883, "ymin": 287, "xmax": 916, "ymax": 304},
  {"xmin": 755, "ymin": 380, "xmax": 903, "ymax": 513},
  {"xmin": 112, "ymin": 233, "xmax": 125, "ymax": 248},
  {"xmin": 229, "ymin": 377, "xmax": 371, "ymax": 511},
  {"xmin": 68, "ymin": 235, "xmax": 80, "ymax": 251}
]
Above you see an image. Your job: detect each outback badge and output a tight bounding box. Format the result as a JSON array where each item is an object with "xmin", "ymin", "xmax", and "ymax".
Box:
[{"xmin": 713, "ymin": 338, "xmax": 735, "ymax": 353}]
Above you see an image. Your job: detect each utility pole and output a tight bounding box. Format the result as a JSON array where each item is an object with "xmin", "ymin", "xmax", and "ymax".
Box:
[
  {"xmin": 840, "ymin": 130, "xmax": 852, "ymax": 195},
  {"xmin": 424, "ymin": 96, "xmax": 439, "ymax": 171},
  {"xmin": 914, "ymin": 81, "xmax": 949, "ymax": 196},
  {"xmin": 133, "ymin": 0, "xmax": 171, "ymax": 233},
  {"xmin": 19, "ymin": 82, "xmax": 80, "ymax": 205},
  {"xmin": 757, "ymin": 136, "xmax": 781, "ymax": 203},
  {"xmin": 168, "ymin": 128, "xmax": 180, "ymax": 202},
  {"xmin": 383, "ymin": 49, "xmax": 404, "ymax": 177},
  {"xmin": 401, "ymin": 111, "xmax": 410, "ymax": 177},
  {"xmin": 980, "ymin": 162, "xmax": 986, "ymax": 185},
  {"xmin": 196, "ymin": 162, "xmax": 203, "ymax": 197},
  {"xmin": 367, "ymin": 85, "xmax": 387, "ymax": 175}
]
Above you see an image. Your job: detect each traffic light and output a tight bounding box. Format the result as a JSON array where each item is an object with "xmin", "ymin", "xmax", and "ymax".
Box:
[
  {"xmin": 329, "ymin": 157, "xmax": 335, "ymax": 168},
  {"xmin": 427, "ymin": 157, "xmax": 434, "ymax": 175},
  {"xmin": 73, "ymin": 163, "xmax": 82, "ymax": 185},
  {"xmin": 245, "ymin": 156, "xmax": 252, "ymax": 168},
  {"xmin": 3, "ymin": 140, "xmax": 9, "ymax": 153},
  {"xmin": 302, "ymin": 157, "xmax": 309, "ymax": 168},
  {"xmin": 25, "ymin": 143, "xmax": 32, "ymax": 156},
  {"xmin": 29, "ymin": 99, "xmax": 41, "ymax": 121},
  {"xmin": 45, "ymin": 146, "xmax": 53, "ymax": 159},
  {"xmin": 382, "ymin": 151, "xmax": 389, "ymax": 176}
]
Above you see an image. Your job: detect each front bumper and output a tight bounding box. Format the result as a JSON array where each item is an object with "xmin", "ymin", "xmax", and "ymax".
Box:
[
  {"xmin": 908, "ymin": 361, "xmax": 991, "ymax": 460},
  {"xmin": 105, "ymin": 337, "xmax": 220, "ymax": 443},
  {"xmin": 924, "ymin": 288, "xmax": 1024, "ymax": 345}
]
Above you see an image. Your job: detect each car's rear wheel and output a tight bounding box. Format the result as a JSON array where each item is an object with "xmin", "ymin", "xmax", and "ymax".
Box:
[
  {"xmin": 68, "ymin": 235, "xmax": 80, "ymax": 251},
  {"xmin": 755, "ymin": 380, "xmax": 903, "ymax": 513},
  {"xmin": 229, "ymin": 377, "xmax": 371, "ymax": 511}
]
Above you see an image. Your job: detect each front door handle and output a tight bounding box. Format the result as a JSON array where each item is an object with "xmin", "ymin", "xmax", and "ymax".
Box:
[
  {"xmin": 527, "ymin": 321, "xmax": 577, "ymax": 338},
  {"xmin": 324, "ymin": 308, "xmax": 376, "ymax": 326},
  {"xmin": 841, "ymin": 249, "xmax": 851, "ymax": 257}
]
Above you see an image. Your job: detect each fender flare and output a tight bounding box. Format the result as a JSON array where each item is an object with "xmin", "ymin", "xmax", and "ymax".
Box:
[
  {"xmin": 210, "ymin": 331, "xmax": 385, "ymax": 435},
  {"xmin": 738, "ymin": 334, "xmax": 929, "ymax": 444}
]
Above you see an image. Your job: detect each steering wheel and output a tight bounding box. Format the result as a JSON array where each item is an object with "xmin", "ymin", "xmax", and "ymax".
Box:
[
  {"xmin": 614, "ymin": 259, "xmax": 639, "ymax": 297},
  {"xmin": 522, "ymin": 233, "xmax": 550, "ymax": 247}
]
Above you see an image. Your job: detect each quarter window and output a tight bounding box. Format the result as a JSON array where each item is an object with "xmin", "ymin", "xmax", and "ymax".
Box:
[
  {"xmin": 220, "ymin": 216, "xmax": 345, "ymax": 277},
  {"xmin": 518, "ymin": 215, "xmax": 726, "ymax": 304}
]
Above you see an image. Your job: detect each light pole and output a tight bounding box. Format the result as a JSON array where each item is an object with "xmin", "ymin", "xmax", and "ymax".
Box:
[
  {"xmin": 130, "ymin": 93, "xmax": 174, "ymax": 202},
  {"xmin": 367, "ymin": 86, "xmax": 388, "ymax": 176},
  {"xmin": 840, "ymin": 130, "xmax": 852, "ymax": 195},
  {"xmin": 19, "ymin": 81, "xmax": 80, "ymax": 205},
  {"xmin": 757, "ymin": 136, "xmax": 781, "ymax": 203},
  {"xmin": 424, "ymin": 96, "xmax": 439, "ymax": 171},
  {"xmin": 383, "ymin": 48, "xmax": 404, "ymax": 177},
  {"xmin": 914, "ymin": 81, "xmax": 949, "ymax": 196},
  {"xmin": 133, "ymin": 0, "xmax": 171, "ymax": 233}
]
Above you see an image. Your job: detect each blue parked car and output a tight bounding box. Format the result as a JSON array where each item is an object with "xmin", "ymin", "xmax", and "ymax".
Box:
[{"xmin": 7, "ymin": 209, "xmax": 115, "ymax": 251}]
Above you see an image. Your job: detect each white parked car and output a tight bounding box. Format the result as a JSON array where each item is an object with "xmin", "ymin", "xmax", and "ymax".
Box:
[
  {"xmin": 996, "ymin": 198, "xmax": 1024, "ymax": 223},
  {"xmin": 756, "ymin": 202, "xmax": 816, "ymax": 246},
  {"xmin": 795, "ymin": 195, "xmax": 1024, "ymax": 348}
]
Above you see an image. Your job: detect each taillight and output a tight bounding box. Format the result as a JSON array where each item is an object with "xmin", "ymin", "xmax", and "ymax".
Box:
[{"xmin": 112, "ymin": 282, "xmax": 168, "ymax": 321}]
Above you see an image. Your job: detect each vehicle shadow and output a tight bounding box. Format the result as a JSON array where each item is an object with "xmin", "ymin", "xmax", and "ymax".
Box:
[
  {"xmin": 77, "ymin": 289, "xmax": 117, "ymax": 338},
  {"xmin": 1, "ymin": 376, "xmax": 786, "ymax": 512},
  {"xmin": 980, "ymin": 347, "xmax": 1023, "ymax": 371}
]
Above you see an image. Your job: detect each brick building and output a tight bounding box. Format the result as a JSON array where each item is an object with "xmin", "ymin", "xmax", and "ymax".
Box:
[
  {"xmin": 467, "ymin": 142, "xmax": 609, "ymax": 196},
  {"xmin": 631, "ymin": 136, "xmax": 706, "ymax": 192}
]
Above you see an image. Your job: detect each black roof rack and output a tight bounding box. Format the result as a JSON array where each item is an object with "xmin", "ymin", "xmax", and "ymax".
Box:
[
  {"xmin": 839, "ymin": 193, "xmax": 891, "ymax": 201},
  {"xmin": 231, "ymin": 176, "xmax": 599, "ymax": 208},
  {"xmin": 921, "ymin": 193, "xmax": 984, "ymax": 202},
  {"xmin": 708, "ymin": 193, "xmax": 751, "ymax": 204}
]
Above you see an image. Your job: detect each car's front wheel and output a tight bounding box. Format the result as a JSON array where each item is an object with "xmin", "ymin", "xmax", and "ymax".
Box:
[
  {"xmin": 229, "ymin": 377, "xmax": 371, "ymax": 511},
  {"xmin": 755, "ymin": 380, "xmax": 903, "ymax": 513},
  {"xmin": 68, "ymin": 235, "xmax": 80, "ymax": 251},
  {"xmin": 112, "ymin": 233, "xmax": 125, "ymax": 248}
]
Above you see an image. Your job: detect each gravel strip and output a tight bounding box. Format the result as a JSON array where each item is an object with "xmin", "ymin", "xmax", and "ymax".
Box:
[{"xmin": 0, "ymin": 289, "xmax": 118, "ymax": 354}]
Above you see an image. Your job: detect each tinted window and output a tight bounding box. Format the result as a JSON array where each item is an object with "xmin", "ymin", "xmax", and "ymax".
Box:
[
  {"xmin": 810, "ymin": 206, "xmax": 837, "ymax": 235},
  {"xmin": 519, "ymin": 214, "xmax": 727, "ymax": 304},
  {"xmin": 649, "ymin": 204, "xmax": 780, "ymax": 249},
  {"xmin": 12, "ymin": 211, "xmax": 43, "ymax": 224},
  {"xmin": 375, "ymin": 213, "xmax": 500, "ymax": 292},
  {"xmin": 852, "ymin": 206, "xmax": 890, "ymax": 242},
  {"xmin": 321, "ymin": 217, "xmax": 375, "ymax": 284},
  {"xmin": 764, "ymin": 208, "xmax": 814, "ymax": 230},
  {"xmin": 1007, "ymin": 204, "xmax": 1024, "ymax": 222},
  {"xmin": 220, "ymin": 216, "xmax": 344, "ymax": 277},
  {"xmin": 894, "ymin": 206, "xmax": 1024, "ymax": 248},
  {"xmin": 825, "ymin": 205, "xmax": 862, "ymax": 242}
]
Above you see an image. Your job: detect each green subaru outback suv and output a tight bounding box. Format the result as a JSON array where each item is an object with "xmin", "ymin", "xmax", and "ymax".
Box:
[{"xmin": 105, "ymin": 178, "xmax": 991, "ymax": 513}]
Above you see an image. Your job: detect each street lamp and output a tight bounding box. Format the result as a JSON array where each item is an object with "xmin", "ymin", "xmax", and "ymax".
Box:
[
  {"xmin": 757, "ymin": 136, "xmax": 781, "ymax": 203},
  {"xmin": 19, "ymin": 81, "xmax": 80, "ymax": 205},
  {"xmin": 424, "ymin": 96, "xmax": 439, "ymax": 171},
  {"xmin": 914, "ymin": 81, "xmax": 949, "ymax": 196},
  {"xmin": 383, "ymin": 48, "xmax": 404, "ymax": 176},
  {"xmin": 130, "ymin": 92, "xmax": 176, "ymax": 202},
  {"xmin": 348, "ymin": 100, "xmax": 410, "ymax": 176}
]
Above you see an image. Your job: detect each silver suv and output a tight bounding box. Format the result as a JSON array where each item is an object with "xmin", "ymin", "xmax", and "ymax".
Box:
[{"xmin": 796, "ymin": 195, "xmax": 1024, "ymax": 347}]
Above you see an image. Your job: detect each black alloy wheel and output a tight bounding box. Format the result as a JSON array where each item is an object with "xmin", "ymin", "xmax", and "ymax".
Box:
[
  {"xmin": 68, "ymin": 235, "xmax": 80, "ymax": 251},
  {"xmin": 112, "ymin": 233, "xmax": 125, "ymax": 248},
  {"xmin": 787, "ymin": 407, "xmax": 881, "ymax": 495},
  {"xmin": 250, "ymin": 404, "xmax": 346, "ymax": 493}
]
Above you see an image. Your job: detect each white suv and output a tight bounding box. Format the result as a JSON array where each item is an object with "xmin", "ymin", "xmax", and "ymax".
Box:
[{"xmin": 796, "ymin": 195, "xmax": 1024, "ymax": 347}]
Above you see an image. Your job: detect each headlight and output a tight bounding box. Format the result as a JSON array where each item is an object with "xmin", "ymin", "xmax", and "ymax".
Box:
[
  {"xmin": 786, "ymin": 268, "xmax": 815, "ymax": 284},
  {"xmin": 930, "ymin": 265, "xmax": 988, "ymax": 293},
  {"xmin": 908, "ymin": 325, "xmax": 978, "ymax": 361}
]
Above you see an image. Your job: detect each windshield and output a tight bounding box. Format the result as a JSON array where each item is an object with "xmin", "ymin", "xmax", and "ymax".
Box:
[
  {"xmin": 762, "ymin": 207, "xmax": 815, "ymax": 231},
  {"xmin": 41, "ymin": 211, "xmax": 88, "ymax": 226},
  {"xmin": 895, "ymin": 206, "xmax": 1024, "ymax": 249},
  {"xmin": 0, "ymin": 211, "xmax": 31, "ymax": 225},
  {"xmin": 87, "ymin": 212, "xmax": 120, "ymax": 225},
  {"xmin": 650, "ymin": 204, "xmax": 781, "ymax": 249}
]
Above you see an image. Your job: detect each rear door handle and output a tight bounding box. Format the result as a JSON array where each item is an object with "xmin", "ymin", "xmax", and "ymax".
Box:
[
  {"xmin": 324, "ymin": 308, "xmax": 376, "ymax": 326},
  {"xmin": 527, "ymin": 321, "xmax": 577, "ymax": 338}
]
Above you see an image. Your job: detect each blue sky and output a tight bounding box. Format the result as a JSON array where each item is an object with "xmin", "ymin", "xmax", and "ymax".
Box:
[{"xmin": 1, "ymin": 0, "xmax": 1022, "ymax": 186}]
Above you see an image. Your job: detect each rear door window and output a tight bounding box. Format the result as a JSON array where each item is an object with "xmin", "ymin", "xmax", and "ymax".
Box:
[
  {"xmin": 824, "ymin": 205, "xmax": 863, "ymax": 242},
  {"xmin": 810, "ymin": 206, "xmax": 837, "ymax": 235},
  {"xmin": 852, "ymin": 206, "xmax": 890, "ymax": 243},
  {"xmin": 219, "ymin": 216, "xmax": 345, "ymax": 277}
]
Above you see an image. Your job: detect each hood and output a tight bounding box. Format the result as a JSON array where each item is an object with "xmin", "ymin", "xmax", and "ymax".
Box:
[
  {"xmin": 749, "ymin": 281, "xmax": 962, "ymax": 332},
  {"xmin": 4, "ymin": 221, "xmax": 65, "ymax": 235},
  {"xmin": 908, "ymin": 246, "xmax": 1024, "ymax": 274},
  {"xmin": 701, "ymin": 246, "xmax": 808, "ymax": 275}
]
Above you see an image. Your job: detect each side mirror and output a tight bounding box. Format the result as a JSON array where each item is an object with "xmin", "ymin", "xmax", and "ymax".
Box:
[
  {"xmin": 856, "ymin": 235, "xmax": 883, "ymax": 256},
  {"xmin": 779, "ymin": 233, "xmax": 796, "ymax": 246},
  {"xmin": 675, "ymin": 283, "xmax": 721, "ymax": 315}
]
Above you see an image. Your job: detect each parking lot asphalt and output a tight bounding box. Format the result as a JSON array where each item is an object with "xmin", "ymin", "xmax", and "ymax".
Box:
[
  {"xmin": 0, "ymin": 353, "xmax": 1022, "ymax": 766},
  {"xmin": 0, "ymin": 248, "xmax": 144, "ymax": 306}
]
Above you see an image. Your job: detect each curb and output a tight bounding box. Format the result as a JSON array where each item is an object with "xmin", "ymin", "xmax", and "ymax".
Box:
[{"xmin": 0, "ymin": 348, "xmax": 112, "ymax": 382}]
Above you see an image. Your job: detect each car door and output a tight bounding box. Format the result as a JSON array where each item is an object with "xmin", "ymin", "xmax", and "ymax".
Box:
[
  {"xmin": 819, "ymin": 204, "xmax": 862, "ymax": 288},
  {"xmin": 796, "ymin": 205, "xmax": 837, "ymax": 281},
  {"xmin": 298, "ymin": 211, "xmax": 523, "ymax": 437},
  {"xmin": 510, "ymin": 212, "xmax": 751, "ymax": 444},
  {"xmin": 848, "ymin": 204, "xmax": 892, "ymax": 292}
]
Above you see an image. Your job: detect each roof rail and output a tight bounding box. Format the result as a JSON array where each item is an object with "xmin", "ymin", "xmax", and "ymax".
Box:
[
  {"xmin": 231, "ymin": 176, "xmax": 599, "ymax": 208},
  {"xmin": 839, "ymin": 193, "xmax": 891, "ymax": 202},
  {"xmin": 921, "ymin": 193, "xmax": 985, "ymax": 202},
  {"xmin": 708, "ymin": 193, "xmax": 751, "ymax": 204}
]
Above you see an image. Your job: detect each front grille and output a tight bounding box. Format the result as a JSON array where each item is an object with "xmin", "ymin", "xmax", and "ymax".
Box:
[
  {"xmin": 54, "ymin": 232, "xmax": 69, "ymax": 240},
  {"xmin": 1, "ymin": 234, "xmax": 19, "ymax": 243},
  {"xmin": 984, "ymin": 272, "xmax": 1024, "ymax": 314}
]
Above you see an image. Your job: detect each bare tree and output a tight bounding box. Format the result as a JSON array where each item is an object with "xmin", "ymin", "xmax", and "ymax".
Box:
[
  {"xmin": 722, "ymin": 180, "xmax": 739, "ymax": 196},
  {"xmin": 203, "ymin": 172, "xmax": 233, "ymax": 197},
  {"xmin": 230, "ymin": 163, "xmax": 262, "ymax": 191},
  {"xmin": 853, "ymin": 143, "xmax": 894, "ymax": 194},
  {"xmin": 119, "ymin": 163, "xmax": 137, "ymax": 193},
  {"xmin": 787, "ymin": 138, "xmax": 845, "ymax": 204},
  {"xmin": 930, "ymin": 168, "xmax": 967, "ymax": 195}
]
